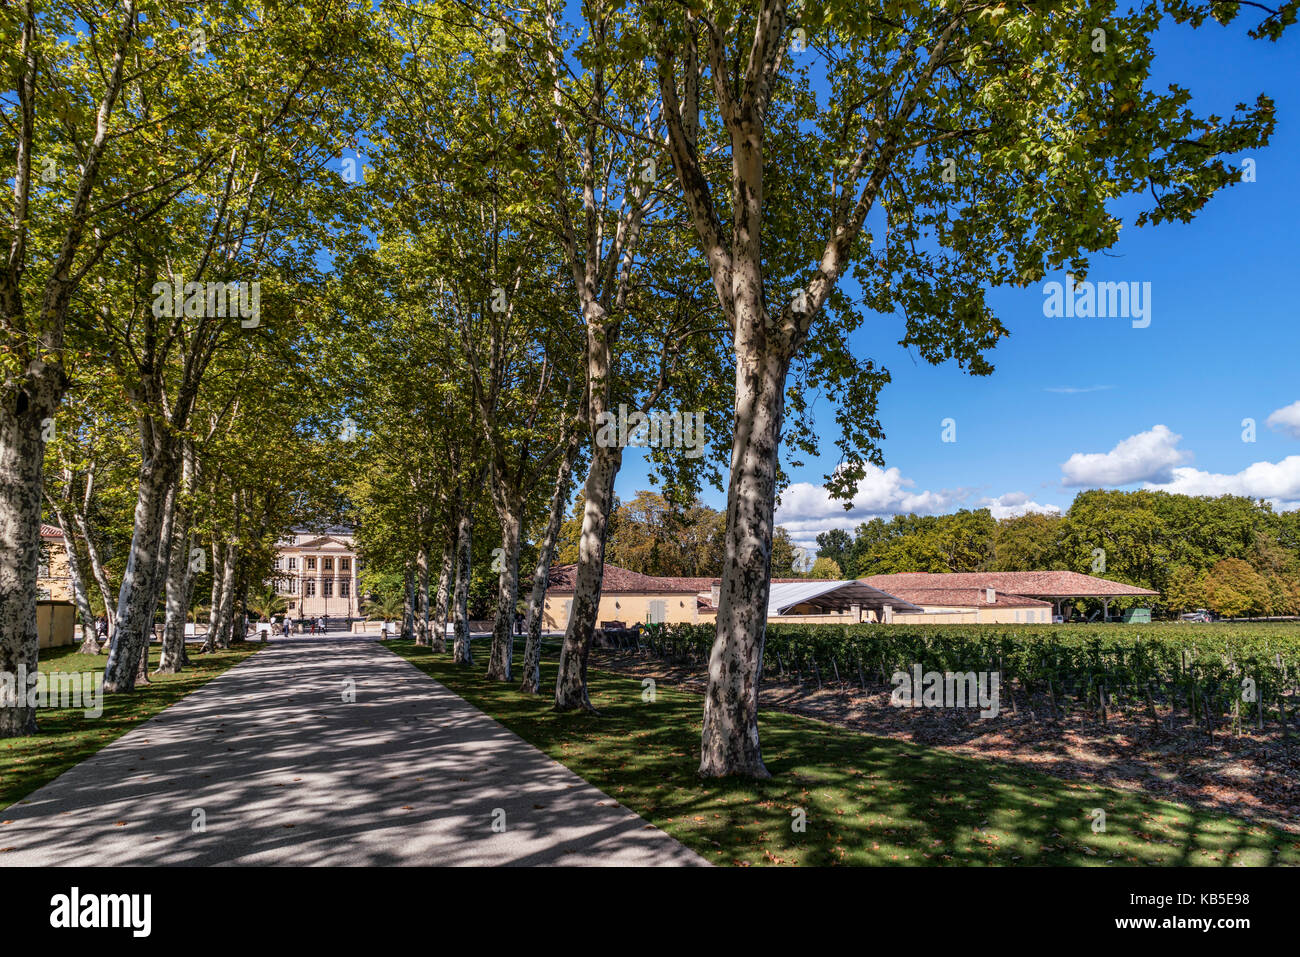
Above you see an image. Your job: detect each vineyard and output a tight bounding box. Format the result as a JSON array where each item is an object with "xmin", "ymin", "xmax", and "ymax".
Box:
[{"xmin": 636, "ymin": 622, "xmax": 1300, "ymax": 737}]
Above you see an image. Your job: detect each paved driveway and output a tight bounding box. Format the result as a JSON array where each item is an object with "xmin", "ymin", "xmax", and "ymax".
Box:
[{"xmin": 0, "ymin": 637, "xmax": 704, "ymax": 866}]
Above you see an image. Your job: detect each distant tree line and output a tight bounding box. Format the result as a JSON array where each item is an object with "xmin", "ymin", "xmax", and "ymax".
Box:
[
  {"xmin": 812, "ymin": 491, "xmax": 1300, "ymax": 619},
  {"xmin": 557, "ymin": 490, "xmax": 815, "ymax": 580}
]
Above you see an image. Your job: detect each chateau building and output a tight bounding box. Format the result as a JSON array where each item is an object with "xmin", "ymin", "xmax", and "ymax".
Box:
[
  {"xmin": 273, "ymin": 526, "xmax": 361, "ymax": 621},
  {"xmin": 37, "ymin": 524, "xmax": 73, "ymax": 601}
]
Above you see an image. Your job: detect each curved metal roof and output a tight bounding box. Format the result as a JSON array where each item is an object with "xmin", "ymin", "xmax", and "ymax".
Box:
[{"xmin": 768, "ymin": 580, "xmax": 923, "ymax": 615}]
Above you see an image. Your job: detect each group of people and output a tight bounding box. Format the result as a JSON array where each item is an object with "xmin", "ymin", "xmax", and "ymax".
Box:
[
  {"xmin": 273, "ymin": 616, "xmax": 328, "ymax": 636},
  {"xmin": 87, "ymin": 613, "xmax": 331, "ymax": 646}
]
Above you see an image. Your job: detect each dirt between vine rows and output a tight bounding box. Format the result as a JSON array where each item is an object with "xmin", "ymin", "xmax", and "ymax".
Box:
[{"xmin": 591, "ymin": 649, "xmax": 1300, "ymax": 835}]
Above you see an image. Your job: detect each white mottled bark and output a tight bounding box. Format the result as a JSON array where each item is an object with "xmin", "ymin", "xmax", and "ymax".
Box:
[
  {"xmin": 554, "ymin": 442, "xmax": 620, "ymax": 711},
  {"xmin": 214, "ymin": 543, "xmax": 237, "ymax": 648},
  {"xmin": 103, "ymin": 454, "xmax": 176, "ymax": 692},
  {"xmin": 72, "ymin": 498, "xmax": 115, "ymax": 640},
  {"xmin": 203, "ymin": 540, "xmax": 221, "ymax": 652},
  {"xmin": 158, "ymin": 448, "xmax": 194, "ymax": 673},
  {"xmin": 414, "ymin": 546, "xmax": 430, "ymax": 646},
  {"xmin": 520, "ymin": 426, "xmax": 580, "ymax": 694},
  {"xmin": 49, "ymin": 499, "xmax": 98, "ymax": 653},
  {"xmin": 452, "ymin": 509, "xmax": 473, "ymax": 665},
  {"xmin": 486, "ymin": 504, "xmax": 521, "ymax": 682},
  {"xmin": 400, "ymin": 561, "xmax": 414, "ymax": 641},
  {"xmin": 431, "ymin": 542, "xmax": 452, "ymax": 653},
  {"xmin": 700, "ymin": 340, "xmax": 789, "ymax": 778},
  {"xmin": 0, "ymin": 405, "xmax": 50, "ymax": 736}
]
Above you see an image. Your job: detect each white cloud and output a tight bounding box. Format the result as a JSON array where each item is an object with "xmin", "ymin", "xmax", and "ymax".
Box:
[
  {"xmin": 775, "ymin": 464, "xmax": 957, "ymax": 546},
  {"xmin": 1266, "ymin": 400, "xmax": 1300, "ymax": 439},
  {"xmin": 1061, "ymin": 424, "xmax": 1188, "ymax": 487},
  {"xmin": 975, "ymin": 491, "xmax": 1062, "ymax": 520},
  {"xmin": 774, "ymin": 468, "xmax": 1061, "ymax": 546},
  {"xmin": 1145, "ymin": 456, "xmax": 1300, "ymax": 510},
  {"xmin": 1044, "ymin": 385, "xmax": 1115, "ymax": 394}
]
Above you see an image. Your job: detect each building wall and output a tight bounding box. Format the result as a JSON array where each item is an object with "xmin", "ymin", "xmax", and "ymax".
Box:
[
  {"xmin": 543, "ymin": 593, "xmax": 1052, "ymax": 630},
  {"xmin": 543, "ymin": 591, "xmax": 703, "ymax": 631},
  {"xmin": 273, "ymin": 533, "xmax": 361, "ymax": 619},
  {"xmin": 37, "ymin": 539, "xmax": 73, "ymax": 602},
  {"xmin": 37, "ymin": 601, "xmax": 76, "ymax": 648},
  {"xmin": 768, "ymin": 611, "xmax": 858, "ymax": 625},
  {"xmin": 891, "ymin": 605, "xmax": 1051, "ymax": 625}
]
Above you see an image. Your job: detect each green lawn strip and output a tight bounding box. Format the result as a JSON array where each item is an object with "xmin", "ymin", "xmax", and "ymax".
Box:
[
  {"xmin": 0, "ymin": 642, "xmax": 264, "ymax": 811},
  {"xmin": 384, "ymin": 638, "xmax": 1300, "ymax": 867}
]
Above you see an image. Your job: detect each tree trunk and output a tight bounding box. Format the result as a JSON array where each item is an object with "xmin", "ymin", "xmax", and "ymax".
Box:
[
  {"xmin": 133, "ymin": 480, "xmax": 179, "ymax": 686},
  {"xmin": 0, "ymin": 403, "xmax": 52, "ymax": 737},
  {"xmin": 431, "ymin": 540, "xmax": 452, "ymax": 653},
  {"xmin": 521, "ymin": 425, "xmax": 580, "ymax": 694},
  {"xmin": 103, "ymin": 450, "xmax": 177, "ymax": 693},
  {"xmin": 553, "ymin": 442, "xmax": 620, "ymax": 711},
  {"xmin": 486, "ymin": 502, "xmax": 521, "ymax": 682},
  {"xmin": 158, "ymin": 450, "xmax": 195, "ymax": 673},
  {"xmin": 230, "ymin": 562, "xmax": 248, "ymax": 644},
  {"xmin": 70, "ymin": 493, "xmax": 115, "ymax": 638},
  {"xmin": 414, "ymin": 544, "xmax": 430, "ymax": 646},
  {"xmin": 157, "ymin": 518, "xmax": 190, "ymax": 673},
  {"xmin": 699, "ymin": 340, "xmax": 791, "ymax": 779},
  {"xmin": 214, "ymin": 543, "xmax": 237, "ymax": 649},
  {"xmin": 50, "ymin": 500, "xmax": 99, "ymax": 653},
  {"xmin": 201, "ymin": 540, "xmax": 222, "ymax": 653},
  {"xmin": 452, "ymin": 509, "xmax": 473, "ymax": 666},
  {"xmin": 400, "ymin": 560, "xmax": 414, "ymax": 641}
]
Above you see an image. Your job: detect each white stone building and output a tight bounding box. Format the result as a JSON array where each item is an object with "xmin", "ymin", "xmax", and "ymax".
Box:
[{"xmin": 273, "ymin": 526, "xmax": 361, "ymax": 621}]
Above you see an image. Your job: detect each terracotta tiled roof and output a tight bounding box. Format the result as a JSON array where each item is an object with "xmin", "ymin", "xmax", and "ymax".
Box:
[
  {"xmin": 548, "ymin": 563, "xmax": 715, "ymax": 595},
  {"xmin": 882, "ymin": 587, "xmax": 1051, "ymax": 608},
  {"xmin": 860, "ymin": 571, "xmax": 1158, "ymax": 598},
  {"xmin": 40, "ymin": 523, "xmax": 64, "ymax": 539}
]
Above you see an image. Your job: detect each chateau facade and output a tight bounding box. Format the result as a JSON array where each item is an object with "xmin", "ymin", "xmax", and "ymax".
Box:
[{"xmin": 273, "ymin": 526, "xmax": 361, "ymax": 620}]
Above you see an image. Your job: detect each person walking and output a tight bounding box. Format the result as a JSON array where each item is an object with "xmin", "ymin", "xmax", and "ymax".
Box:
[{"xmin": 282, "ymin": 617, "xmax": 291, "ymax": 639}]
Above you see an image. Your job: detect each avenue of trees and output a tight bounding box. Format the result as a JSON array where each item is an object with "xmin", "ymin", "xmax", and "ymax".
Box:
[{"xmin": 4, "ymin": 1, "xmax": 1293, "ymax": 780}]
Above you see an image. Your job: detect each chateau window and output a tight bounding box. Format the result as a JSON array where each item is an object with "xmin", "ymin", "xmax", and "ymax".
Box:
[
  {"xmin": 340, "ymin": 580, "xmax": 350, "ymax": 598},
  {"xmin": 323, "ymin": 580, "xmax": 333, "ymax": 598},
  {"xmin": 306, "ymin": 556, "xmax": 317, "ymax": 571},
  {"xmin": 341, "ymin": 557, "xmax": 351, "ymax": 572},
  {"xmin": 305, "ymin": 580, "xmax": 316, "ymax": 597},
  {"xmin": 323, "ymin": 557, "xmax": 334, "ymax": 572},
  {"xmin": 273, "ymin": 557, "xmax": 282, "ymax": 571}
]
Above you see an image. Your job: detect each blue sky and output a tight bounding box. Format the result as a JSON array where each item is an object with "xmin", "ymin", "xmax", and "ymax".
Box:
[{"xmin": 616, "ymin": 17, "xmax": 1300, "ymax": 547}]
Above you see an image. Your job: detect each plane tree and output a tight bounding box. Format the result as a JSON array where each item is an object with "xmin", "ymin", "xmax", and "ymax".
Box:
[{"xmin": 643, "ymin": 0, "xmax": 1291, "ymax": 776}]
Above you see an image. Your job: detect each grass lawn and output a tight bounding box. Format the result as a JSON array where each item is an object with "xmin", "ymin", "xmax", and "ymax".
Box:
[
  {"xmin": 0, "ymin": 641, "xmax": 263, "ymax": 811},
  {"xmin": 385, "ymin": 638, "xmax": 1300, "ymax": 866}
]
